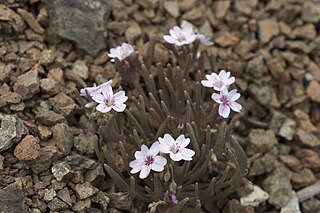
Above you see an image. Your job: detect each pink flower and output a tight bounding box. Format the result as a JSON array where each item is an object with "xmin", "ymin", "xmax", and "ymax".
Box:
[
  {"xmin": 170, "ymin": 192, "xmax": 178, "ymax": 204},
  {"xmin": 158, "ymin": 134, "xmax": 195, "ymax": 161},
  {"xmin": 211, "ymin": 89, "xmax": 242, "ymax": 118},
  {"xmin": 201, "ymin": 70, "xmax": 235, "ymax": 91},
  {"xmin": 91, "ymin": 84, "xmax": 127, "ymax": 113},
  {"xmin": 196, "ymin": 33, "xmax": 214, "ymax": 46},
  {"xmin": 80, "ymin": 80, "xmax": 112, "ymax": 97},
  {"xmin": 108, "ymin": 43, "xmax": 134, "ymax": 62},
  {"xmin": 129, "ymin": 143, "xmax": 167, "ymax": 179},
  {"xmin": 163, "ymin": 26, "xmax": 196, "ymax": 46}
]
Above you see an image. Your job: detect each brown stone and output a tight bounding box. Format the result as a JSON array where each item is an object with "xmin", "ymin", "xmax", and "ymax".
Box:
[
  {"xmin": 296, "ymin": 128, "xmax": 320, "ymax": 148},
  {"xmin": 13, "ymin": 70, "xmax": 39, "ymax": 100},
  {"xmin": 306, "ymin": 80, "xmax": 320, "ymax": 103},
  {"xmin": 17, "ymin": 8, "xmax": 44, "ymax": 34},
  {"xmin": 214, "ymin": 31, "xmax": 239, "ymax": 47},
  {"xmin": 307, "ymin": 62, "xmax": 320, "ymax": 81},
  {"xmin": 266, "ymin": 58, "xmax": 285, "ymax": 79},
  {"xmin": 213, "ymin": 1, "xmax": 230, "ymax": 18},
  {"xmin": 258, "ymin": 18, "xmax": 279, "ymax": 43},
  {"xmin": 14, "ymin": 135, "xmax": 40, "ymax": 161},
  {"xmin": 293, "ymin": 24, "xmax": 317, "ymax": 40},
  {"xmin": 279, "ymin": 155, "xmax": 302, "ymax": 172},
  {"xmin": 296, "ymin": 149, "xmax": 320, "ymax": 171},
  {"xmin": 292, "ymin": 168, "xmax": 316, "ymax": 189},
  {"xmin": 294, "ymin": 109, "xmax": 317, "ymax": 132}
]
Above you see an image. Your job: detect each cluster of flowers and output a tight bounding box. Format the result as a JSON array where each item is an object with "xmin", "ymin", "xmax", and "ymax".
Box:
[
  {"xmin": 163, "ymin": 25, "xmax": 213, "ymax": 46},
  {"xmin": 129, "ymin": 134, "xmax": 195, "ymax": 179},
  {"xmin": 201, "ymin": 70, "xmax": 242, "ymax": 118}
]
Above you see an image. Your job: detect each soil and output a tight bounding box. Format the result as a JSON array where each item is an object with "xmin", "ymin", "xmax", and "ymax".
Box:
[{"xmin": 1, "ymin": 0, "xmax": 320, "ymax": 212}]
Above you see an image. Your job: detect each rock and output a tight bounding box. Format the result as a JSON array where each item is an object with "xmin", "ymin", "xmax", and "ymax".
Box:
[
  {"xmin": 266, "ymin": 58, "xmax": 285, "ymax": 79},
  {"xmin": 258, "ymin": 18, "xmax": 279, "ymax": 43},
  {"xmin": 249, "ymin": 149, "xmax": 278, "ymax": 176},
  {"xmin": 292, "ymin": 168, "xmax": 316, "ymax": 189},
  {"xmin": 125, "ymin": 21, "xmax": 141, "ymax": 43},
  {"xmin": 262, "ymin": 163, "xmax": 292, "ymax": 209},
  {"xmin": 235, "ymin": 39, "xmax": 258, "ymax": 59},
  {"xmin": 2, "ymin": 92, "xmax": 22, "ymax": 104},
  {"xmin": 0, "ymin": 5, "xmax": 26, "ymax": 33},
  {"xmin": 307, "ymin": 80, "xmax": 320, "ymax": 102},
  {"xmin": 74, "ymin": 133, "xmax": 97, "ymax": 156},
  {"xmin": 35, "ymin": 109, "xmax": 66, "ymax": 126},
  {"xmin": 292, "ymin": 24, "xmax": 316, "ymax": 40},
  {"xmin": 214, "ymin": 31, "xmax": 239, "ymax": 47},
  {"xmin": 296, "ymin": 149, "xmax": 320, "ymax": 171},
  {"xmin": 278, "ymin": 118, "xmax": 296, "ymax": 141},
  {"xmin": 226, "ymin": 199, "xmax": 255, "ymax": 213},
  {"xmin": 108, "ymin": 192, "xmax": 132, "ymax": 210},
  {"xmin": 73, "ymin": 198, "xmax": 91, "ymax": 212},
  {"xmin": 278, "ymin": 155, "xmax": 302, "ymax": 172},
  {"xmin": 296, "ymin": 128, "xmax": 320, "ymax": 147},
  {"xmin": 44, "ymin": 189, "xmax": 57, "ymax": 202},
  {"xmin": 0, "ymin": 114, "xmax": 28, "ymax": 152},
  {"xmin": 17, "ymin": 8, "xmax": 44, "ymax": 34},
  {"xmin": 293, "ymin": 109, "xmax": 317, "ymax": 132},
  {"xmin": 0, "ymin": 62, "xmax": 11, "ymax": 82},
  {"xmin": 51, "ymin": 123, "xmax": 74, "ymax": 155},
  {"xmin": 39, "ymin": 49, "xmax": 55, "ymax": 65},
  {"xmin": 47, "ymin": 0, "xmax": 110, "ymax": 55},
  {"xmin": 280, "ymin": 191, "xmax": 301, "ymax": 213},
  {"xmin": 248, "ymin": 129, "xmax": 277, "ymax": 155},
  {"xmin": 72, "ymin": 60, "xmax": 89, "ymax": 80},
  {"xmin": 14, "ymin": 135, "xmax": 40, "ymax": 161},
  {"xmin": 248, "ymin": 84, "xmax": 271, "ymax": 106},
  {"xmin": 48, "ymin": 68, "xmax": 65, "ymax": 86},
  {"xmin": 64, "ymin": 152, "xmax": 97, "ymax": 170},
  {"xmin": 164, "ymin": 1, "xmax": 180, "ymax": 18},
  {"xmin": 234, "ymin": 0, "xmax": 258, "ymax": 16},
  {"xmin": 302, "ymin": 1, "xmax": 320, "ymax": 23},
  {"xmin": 51, "ymin": 162, "xmax": 73, "ymax": 182},
  {"xmin": 213, "ymin": 1, "xmax": 230, "ymax": 18},
  {"xmin": 301, "ymin": 198, "xmax": 320, "ymax": 212},
  {"xmin": 57, "ymin": 187, "xmax": 72, "ymax": 206},
  {"xmin": 107, "ymin": 21, "xmax": 128, "ymax": 35},
  {"xmin": 85, "ymin": 164, "xmax": 106, "ymax": 188},
  {"xmin": 13, "ymin": 70, "xmax": 40, "ymax": 100},
  {"xmin": 74, "ymin": 182, "xmax": 98, "ymax": 200},
  {"xmin": 47, "ymin": 197, "xmax": 69, "ymax": 211},
  {"xmin": 246, "ymin": 55, "xmax": 267, "ymax": 78},
  {"xmin": 0, "ymin": 183, "xmax": 28, "ymax": 213},
  {"xmin": 38, "ymin": 125, "xmax": 52, "ymax": 140},
  {"xmin": 49, "ymin": 92, "xmax": 77, "ymax": 117},
  {"xmin": 240, "ymin": 185, "xmax": 269, "ymax": 207},
  {"xmin": 92, "ymin": 192, "xmax": 110, "ymax": 212},
  {"xmin": 307, "ymin": 61, "xmax": 320, "ymax": 81}
]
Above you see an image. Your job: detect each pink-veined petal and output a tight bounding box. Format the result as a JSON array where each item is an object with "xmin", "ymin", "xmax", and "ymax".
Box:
[
  {"xmin": 211, "ymin": 93, "xmax": 222, "ymax": 103},
  {"xmin": 201, "ymin": 80, "xmax": 214, "ymax": 88},
  {"xmin": 152, "ymin": 156, "xmax": 167, "ymax": 172},
  {"xmin": 101, "ymin": 84, "xmax": 113, "ymax": 98},
  {"xmin": 164, "ymin": 35, "xmax": 176, "ymax": 44},
  {"xmin": 158, "ymin": 143, "xmax": 171, "ymax": 154},
  {"xmin": 112, "ymin": 103, "xmax": 126, "ymax": 112},
  {"xmin": 180, "ymin": 148, "xmax": 195, "ymax": 161},
  {"xmin": 229, "ymin": 101, "xmax": 242, "ymax": 112},
  {"xmin": 170, "ymin": 152, "xmax": 183, "ymax": 161},
  {"xmin": 218, "ymin": 104, "xmax": 231, "ymax": 118},
  {"xmin": 134, "ymin": 150, "xmax": 144, "ymax": 159},
  {"xmin": 225, "ymin": 76, "xmax": 235, "ymax": 85},
  {"xmin": 140, "ymin": 145, "xmax": 149, "ymax": 155},
  {"xmin": 91, "ymin": 92, "xmax": 105, "ymax": 103},
  {"xmin": 176, "ymin": 135, "xmax": 190, "ymax": 148},
  {"xmin": 129, "ymin": 159, "xmax": 143, "ymax": 173},
  {"xmin": 96, "ymin": 103, "xmax": 112, "ymax": 113},
  {"xmin": 229, "ymin": 89, "xmax": 240, "ymax": 101},
  {"xmin": 160, "ymin": 134, "xmax": 175, "ymax": 147},
  {"xmin": 139, "ymin": 165, "xmax": 151, "ymax": 179},
  {"xmin": 219, "ymin": 70, "xmax": 230, "ymax": 79},
  {"xmin": 149, "ymin": 142, "xmax": 160, "ymax": 156}
]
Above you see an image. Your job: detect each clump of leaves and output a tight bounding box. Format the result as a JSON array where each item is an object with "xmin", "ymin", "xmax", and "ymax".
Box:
[{"xmin": 91, "ymin": 35, "xmax": 248, "ymax": 212}]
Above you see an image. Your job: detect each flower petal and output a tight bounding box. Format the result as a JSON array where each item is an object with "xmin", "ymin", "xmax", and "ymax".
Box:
[
  {"xmin": 164, "ymin": 35, "xmax": 176, "ymax": 44},
  {"xmin": 170, "ymin": 152, "xmax": 183, "ymax": 161},
  {"xmin": 149, "ymin": 142, "xmax": 160, "ymax": 156},
  {"xmin": 176, "ymin": 135, "xmax": 190, "ymax": 148},
  {"xmin": 218, "ymin": 104, "xmax": 230, "ymax": 118},
  {"xmin": 211, "ymin": 93, "xmax": 222, "ymax": 103},
  {"xmin": 112, "ymin": 103, "xmax": 126, "ymax": 112},
  {"xmin": 91, "ymin": 92, "xmax": 105, "ymax": 103},
  {"xmin": 180, "ymin": 148, "xmax": 195, "ymax": 161},
  {"xmin": 229, "ymin": 89, "xmax": 240, "ymax": 101},
  {"xmin": 96, "ymin": 103, "xmax": 111, "ymax": 113},
  {"xmin": 101, "ymin": 84, "xmax": 113, "ymax": 98},
  {"xmin": 140, "ymin": 145, "xmax": 149, "ymax": 155},
  {"xmin": 229, "ymin": 101, "xmax": 242, "ymax": 112},
  {"xmin": 201, "ymin": 80, "xmax": 214, "ymax": 88},
  {"xmin": 129, "ymin": 159, "xmax": 143, "ymax": 173},
  {"xmin": 152, "ymin": 156, "xmax": 167, "ymax": 172},
  {"xmin": 139, "ymin": 165, "xmax": 151, "ymax": 179}
]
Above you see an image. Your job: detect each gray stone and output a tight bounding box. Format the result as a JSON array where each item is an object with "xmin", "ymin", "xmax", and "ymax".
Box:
[
  {"xmin": 73, "ymin": 198, "xmax": 91, "ymax": 212},
  {"xmin": 47, "ymin": 198, "xmax": 69, "ymax": 211},
  {"xmin": 57, "ymin": 187, "xmax": 72, "ymax": 206},
  {"xmin": 0, "ymin": 62, "xmax": 11, "ymax": 82},
  {"xmin": 164, "ymin": 1, "xmax": 180, "ymax": 18},
  {"xmin": 92, "ymin": 192, "xmax": 110, "ymax": 212},
  {"xmin": 0, "ymin": 114, "xmax": 28, "ymax": 152},
  {"xmin": 13, "ymin": 70, "xmax": 40, "ymax": 100},
  {"xmin": 0, "ymin": 183, "xmax": 28, "ymax": 213},
  {"xmin": 280, "ymin": 191, "xmax": 301, "ymax": 213},
  {"xmin": 263, "ymin": 163, "xmax": 293, "ymax": 209},
  {"xmin": 246, "ymin": 55, "xmax": 267, "ymax": 78},
  {"xmin": 47, "ymin": 0, "xmax": 110, "ymax": 55},
  {"xmin": 74, "ymin": 133, "xmax": 97, "ymax": 155},
  {"xmin": 72, "ymin": 60, "xmax": 89, "ymax": 80},
  {"xmin": 52, "ymin": 162, "xmax": 73, "ymax": 182},
  {"xmin": 302, "ymin": 1, "xmax": 320, "ymax": 23},
  {"xmin": 248, "ymin": 84, "xmax": 271, "ymax": 106},
  {"xmin": 51, "ymin": 123, "xmax": 74, "ymax": 155},
  {"xmin": 248, "ymin": 129, "xmax": 278, "ymax": 155},
  {"xmin": 296, "ymin": 128, "xmax": 320, "ymax": 147},
  {"xmin": 35, "ymin": 109, "xmax": 66, "ymax": 126},
  {"xmin": 64, "ymin": 152, "xmax": 97, "ymax": 170},
  {"xmin": 49, "ymin": 92, "xmax": 77, "ymax": 117},
  {"xmin": 44, "ymin": 189, "xmax": 57, "ymax": 202},
  {"xmin": 40, "ymin": 78, "xmax": 61, "ymax": 95},
  {"xmin": 278, "ymin": 118, "xmax": 297, "ymax": 141},
  {"xmin": 74, "ymin": 182, "xmax": 98, "ymax": 199}
]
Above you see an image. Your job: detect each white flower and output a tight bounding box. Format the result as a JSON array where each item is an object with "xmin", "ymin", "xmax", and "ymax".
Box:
[
  {"xmin": 129, "ymin": 142, "xmax": 167, "ymax": 179},
  {"xmin": 80, "ymin": 80, "xmax": 112, "ymax": 97},
  {"xmin": 201, "ymin": 70, "xmax": 235, "ymax": 91},
  {"xmin": 91, "ymin": 84, "xmax": 128, "ymax": 113},
  {"xmin": 108, "ymin": 43, "xmax": 134, "ymax": 62},
  {"xmin": 163, "ymin": 26, "xmax": 196, "ymax": 46},
  {"xmin": 196, "ymin": 33, "xmax": 214, "ymax": 46},
  {"xmin": 158, "ymin": 134, "xmax": 195, "ymax": 161},
  {"xmin": 211, "ymin": 89, "xmax": 242, "ymax": 118}
]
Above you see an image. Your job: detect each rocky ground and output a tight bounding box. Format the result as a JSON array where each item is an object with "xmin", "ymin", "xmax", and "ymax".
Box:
[{"xmin": 0, "ymin": 0, "xmax": 320, "ymax": 212}]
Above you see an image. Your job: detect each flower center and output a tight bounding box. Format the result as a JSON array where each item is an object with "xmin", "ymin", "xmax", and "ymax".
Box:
[
  {"xmin": 215, "ymin": 80, "xmax": 223, "ymax": 89},
  {"xmin": 144, "ymin": 155, "xmax": 154, "ymax": 166},
  {"xmin": 106, "ymin": 98, "xmax": 113, "ymax": 107},
  {"xmin": 220, "ymin": 95, "xmax": 229, "ymax": 105},
  {"xmin": 170, "ymin": 143, "xmax": 180, "ymax": 154}
]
